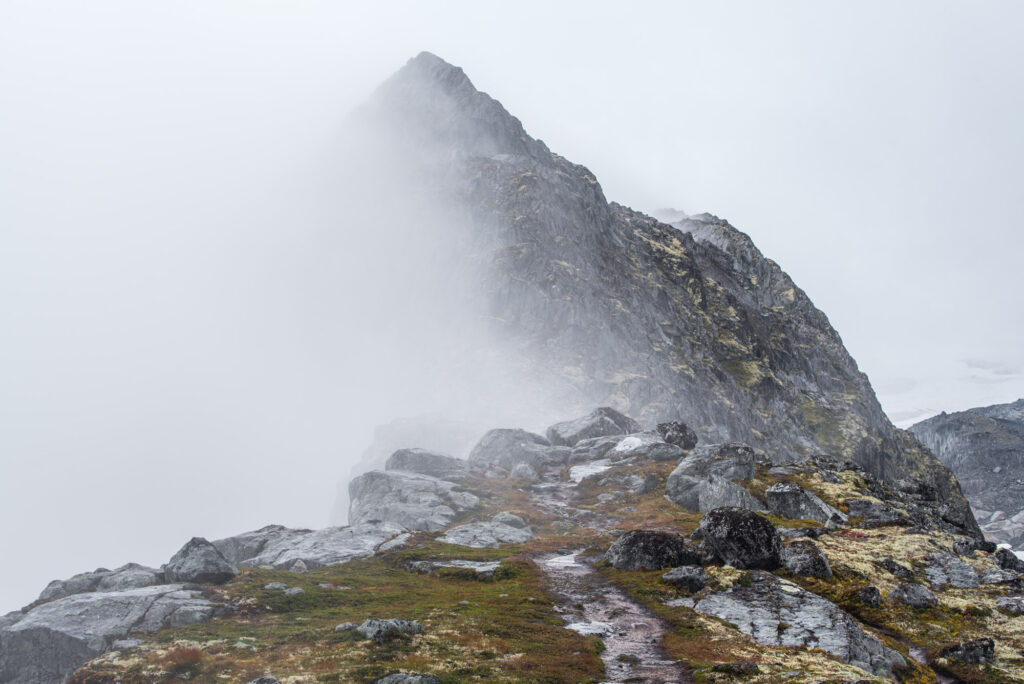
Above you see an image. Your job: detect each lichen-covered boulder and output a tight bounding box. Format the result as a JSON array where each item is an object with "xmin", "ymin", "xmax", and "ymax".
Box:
[
  {"xmin": 697, "ymin": 508, "xmax": 783, "ymax": 570},
  {"xmin": 356, "ymin": 618, "xmax": 424, "ymax": 643},
  {"xmin": 385, "ymin": 448, "xmax": 467, "ymax": 481},
  {"xmin": 936, "ymin": 637, "xmax": 995, "ymax": 664},
  {"xmin": 783, "ymin": 540, "xmax": 832, "ymax": 578},
  {"xmin": 856, "ymin": 585, "xmax": 882, "ymax": 609},
  {"xmin": 545, "ymin": 407, "xmax": 641, "ymax": 447},
  {"xmin": 692, "ymin": 572, "xmax": 905, "ymax": 675},
  {"xmin": 656, "ymin": 420, "xmax": 698, "ymax": 450},
  {"xmin": 606, "ymin": 530, "xmax": 708, "ymax": 571},
  {"xmin": 765, "ymin": 481, "xmax": 846, "ymax": 525},
  {"xmin": 163, "ymin": 538, "xmax": 238, "ymax": 585}
]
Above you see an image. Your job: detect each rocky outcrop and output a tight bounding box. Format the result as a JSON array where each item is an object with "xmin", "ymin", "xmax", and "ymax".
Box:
[
  {"xmin": 924, "ymin": 553, "xmax": 979, "ymax": 589},
  {"xmin": 606, "ymin": 530, "xmax": 708, "ymax": 571},
  {"xmin": 348, "ymin": 470, "xmax": 479, "ymax": 531},
  {"xmin": 385, "ymin": 448, "xmax": 467, "ymax": 481},
  {"xmin": 435, "ymin": 516, "xmax": 534, "ymax": 548},
  {"xmin": 467, "ymin": 429, "xmax": 568, "ymax": 476},
  {"xmin": 692, "ymin": 572, "xmax": 905, "ymax": 675},
  {"xmin": 891, "ymin": 582, "xmax": 939, "ymax": 609},
  {"xmin": 37, "ymin": 563, "xmax": 163, "ymax": 602},
  {"xmin": 545, "ymin": 407, "xmax": 641, "ymax": 447},
  {"xmin": 609, "ymin": 432, "xmax": 684, "ymax": 462},
  {"xmin": 696, "ymin": 508, "xmax": 783, "ymax": 570},
  {"xmin": 356, "ymin": 618, "xmax": 424, "ymax": 643},
  {"xmin": 163, "ymin": 537, "xmax": 238, "ymax": 585},
  {"xmin": 911, "ymin": 399, "xmax": 1024, "ymax": 547},
  {"xmin": 0, "ymin": 585, "xmax": 231, "ymax": 684},
  {"xmin": 665, "ymin": 443, "xmax": 762, "ymax": 513},
  {"xmin": 231, "ymin": 523, "xmax": 406, "ymax": 570}
]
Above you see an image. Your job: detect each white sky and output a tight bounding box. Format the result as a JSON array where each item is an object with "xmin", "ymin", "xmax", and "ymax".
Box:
[{"xmin": 2, "ymin": 1, "xmax": 1022, "ymax": 613}]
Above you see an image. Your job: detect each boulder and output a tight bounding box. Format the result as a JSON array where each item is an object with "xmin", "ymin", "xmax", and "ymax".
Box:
[
  {"xmin": 610, "ymin": 432, "xmax": 684, "ymax": 462},
  {"xmin": 0, "ymin": 585, "xmax": 230, "ymax": 684},
  {"xmin": 856, "ymin": 586, "xmax": 882, "ymax": 609},
  {"xmin": 247, "ymin": 678, "xmax": 281, "ymax": 684},
  {"xmin": 348, "ymin": 470, "xmax": 479, "ymax": 531},
  {"xmin": 568, "ymin": 435, "xmax": 621, "ymax": 463},
  {"xmin": 764, "ymin": 481, "xmax": 846, "ymax": 525},
  {"xmin": 606, "ymin": 530, "xmax": 707, "ymax": 571},
  {"xmin": 936, "ymin": 637, "xmax": 995, "ymax": 664},
  {"xmin": 356, "ymin": 618, "xmax": 424, "ymax": 643},
  {"xmin": 467, "ymin": 429, "xmax": 568, "ymax": 475},
  {"xmin": 435, "ymin": 519, "xmax": 534, "ymax": 548},
  {"xmin": 995, "ymin": 547, "xmax": 1024, "ymax": 573},
  {"xmin": 692, "ymin": 572, "xmax": 905, "ymax": 675},
  {"xmin": 697, "ymin": 508, "xmax": 783, "ymax": 570},
  {"xmin": 783, "ymin": 540, "xmax": 832, "ymax": 579},
  {"xmin": 661, "ymin": 566, "xmax": 707, "ymax": 592},
  {"xmin": 545, "ymin": 407, "xmax": 641, "ymax": 447},
  {"xmin": 846, "ymin": 499, "xmax": 909, "ymax": 527},
  {"xmin": 656, "ymin": 420, "xmax": 698, "ymax": 450},
  {"xmin": 385, "ymin": 448, "xmax": 467, "ymax": 481},
  {"xmin": 996, "ymin": 596, "xmax": 1024, "ymax": 614},
  {"xmin": 377, "ymin": 675, "xmax": 440, "ymax": 684},
  {"xmin": 890, "ymin": 582, "xmax": 938, "ymax": 609},
  {"xmin": 163, "ymin": 538, "xmax": 238, "ymax": 585},
  {"xmin": 213, "ymin": 525, "xmax": 295, "ymax": 565},
  {"xmin": 924, "ymin": 553, "xmax": 979, "ymax": 589},
  {"xmin": 38, "ymin": 563, "xmax": 164, "ymax": 602},
  {"xmin": 876, "ymin": 558, "xmax": 914, "ymax": 579},
  {"xmin": 665, "ymin": 444, "xmax": 761, "ymax": 512},
  {"xmin": 237, "ymin": 523, "xmax": 405, "ymax": 570},
  {"xmin": 491, "ymin": 512, "xmax": 528, "ymax": 528}
]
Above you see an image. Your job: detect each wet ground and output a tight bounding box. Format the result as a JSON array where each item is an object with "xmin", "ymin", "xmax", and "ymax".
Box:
[{"xmin": 530, "ymin": 470, "xmax": 691, "ymax": 684}]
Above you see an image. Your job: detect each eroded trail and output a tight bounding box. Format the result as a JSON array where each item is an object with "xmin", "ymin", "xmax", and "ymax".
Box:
[{"xmin": 530, "ymin": 472, "xmax": 691, "ymax": 684}]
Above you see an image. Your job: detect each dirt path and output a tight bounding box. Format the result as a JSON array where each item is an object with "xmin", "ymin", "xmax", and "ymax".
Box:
[{"xmin": 530, "ymin": 471, "xmax": 691, "ymax": 684}]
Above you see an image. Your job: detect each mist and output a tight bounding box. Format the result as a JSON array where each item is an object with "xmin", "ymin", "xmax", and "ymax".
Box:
[{"xmin": 3, "ymin": 1, "xmax": 1024, "ymax": 614}]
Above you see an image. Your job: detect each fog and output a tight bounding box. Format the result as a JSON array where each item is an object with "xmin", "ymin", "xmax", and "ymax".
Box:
[{"xmin": 3, "ymin": 1, "xmax": 1023, "ymax": 613}]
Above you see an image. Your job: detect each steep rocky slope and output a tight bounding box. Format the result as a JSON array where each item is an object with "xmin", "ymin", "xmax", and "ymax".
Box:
[
  {"xmin": 911, "ymin": 399, "xmax": 1024, "ymax": 548},
  {"xmin": 30, "ymin": 407, "xmax": 1024, "ymax": 683},
  {"xmin": 334, "ymin": 52, "xmax": 975, "ymax": 533}
]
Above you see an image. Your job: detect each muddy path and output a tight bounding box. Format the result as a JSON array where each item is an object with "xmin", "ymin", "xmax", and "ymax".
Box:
[{"xmin": 529, "ymin": 469, "xmax": 691, "ymax": 684}]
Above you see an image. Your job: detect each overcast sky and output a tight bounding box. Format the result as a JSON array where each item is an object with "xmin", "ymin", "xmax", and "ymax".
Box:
[{"xmin": 2, "ymin": 1, "xmax": 1022, "ymax": 613}]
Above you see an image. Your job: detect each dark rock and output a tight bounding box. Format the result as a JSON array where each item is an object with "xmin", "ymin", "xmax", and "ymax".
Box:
[
  {"xmin": 163, "ymin": 537, "xmax": 238, "ymax": 585},
  {"xmin": 846, "ymin": 499, "xmax": 910, "ymax": 527},
  {"xmin": 666, "ymin": 444, "xmax": 762, "ymax": 513},
  {"xmin": 877, "ymin": 558, "xmax": 914, "ymax": 579},
  {"xmin": 953, "ymin": 536, "xmax": 978, "ymax": 557},
  {"xmin": 855, "ymin": 585, "xmax": 882, "ymax": 609},
  {"xmin": 545, "ymin": 407, "xmax": 641, "ymax": 447},
  {"xmin": 890, "ymin": 582, "xmax": 938, "ymax": 609},
  {"xmin": 661, "ymin": 566, "xmax": 707, "ymax": 592},
  {"xmin": 656, "ymin": 420, "xmax": 699, "ymax": 450},
  {"xmin": 606, "ymin": 530, "xmax": 706, "ymax": 570},
  {"xmin": 765, "ymin": 481, "xmax": 846, "ymax": 525},
  {"xmin": 937, "ymin": 637, "xmax": 995, "ymax": 664},
  {"xmin": 386, "ymin": 448, "xmax": 467, "ymax": 481},
  {"xmin": 995, "ymin": 547, "xmax": 1024, "ymax": 573},
  {"xmin": 697, "ymin": 508, "xmax": 783, "ymax": 570},
  {"xmin": 783, "ymin": 540, "xmax": 832, "ymax": 578},
  {"xmin": 924, "ymin": 552, "xmax": 978, "ymax": 589},
  {"xmin": 356, "ymin": 618, "xmax": 424, "ymax": 643},
  {"xmin": 996, "ymin": 596, "xmax": 1024, "ymax": 614},
  {"xmin": 711, "ymin": 660, "xmax": 760, "ymax": 676},
  {"xmin": 693, "ymin": 571, "xmax": 905, "ymax": 674}
]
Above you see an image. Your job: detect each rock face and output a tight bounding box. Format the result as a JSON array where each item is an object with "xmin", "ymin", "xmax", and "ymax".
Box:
[
  {"xmin": 38, "ymin": 563, "xmax": 163, "ymax": 602},
  {"xmin": 606, "ymin": 530, "xmax": 706, "ymax": 571},
  {"xmin": 348, "ymin": 470, "xmax": 479, "ymax": 531},
  {"xmin": 665, "ymin": 443, "xmax": 762, "ymax": 513},
  {"xmin": 692, "ymin": 572, "xmax": 905, "ymax": 675},
  {"xmin": 355, "ymin": 52, "xmax": 977, "ymax": 537},
  {"xmin": 545, "ymin": 407, "xmax": 641, "ymax": 447},
  {"xmin": 911, "ymin": 399, "xmax": 1024, "ymax": 547},
  {"xmin": 385, "ymin": 448, "xmax": 467, "ymax": 481},
  {"xmin": 163, "ymin": 537, "xmax": 238, "ymax": 585},
  {"xmin": 696, "ymin": 508, "xmax": 783, "ymax": 570},
  {"xmin": 0, "ymin": 585, "xmax": 230, "ymax": 684},
  {"xmin": 765, "ymin": 481, "xmax": 846, "ymax": 525},
  {"xmin": 467, "ymin": 429, "xmax": 568, "ymax": 476}
]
